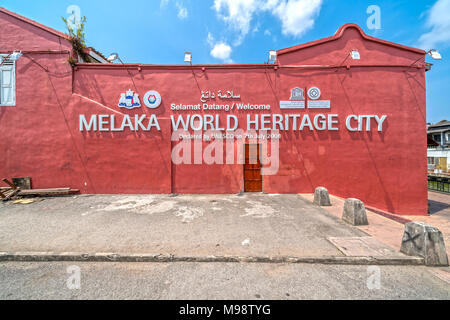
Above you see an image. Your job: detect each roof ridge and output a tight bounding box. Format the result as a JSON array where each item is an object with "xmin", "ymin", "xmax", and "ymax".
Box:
[
  {"xmin": 430, "ymin": 120, "xmax": 450, "ymax": 126},
  {"xmin": 0, "ymin": 6, "xmax": 69, "ymax": 40},
  {"xmin": 277, "ymin": 23, "xmax": 426, "ymax": 56}
]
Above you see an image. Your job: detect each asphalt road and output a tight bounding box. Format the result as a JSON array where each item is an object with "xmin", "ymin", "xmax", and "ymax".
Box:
[{"xmin": 0, "ymin": 262, "xmax": 449, "ymax": 300}]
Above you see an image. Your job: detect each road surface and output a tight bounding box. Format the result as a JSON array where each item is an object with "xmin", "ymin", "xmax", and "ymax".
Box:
[{"xmin": 0, "ymin": 262, "xmax": 449, "ymax": 300}]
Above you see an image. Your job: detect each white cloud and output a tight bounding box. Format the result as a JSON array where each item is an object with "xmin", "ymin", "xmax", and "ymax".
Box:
[
  {"xmin": 418, "ymin": 0, "xmax": 450, "ymax": 50},
  {"xmin": 207, "ymin": 32, "xmax": 233, "ymax": 63},
  {"xmin": 213, "ymin": 0, "xmax": 260, "ymax": 45},
  {"xmin": 213, "ymin": 0, "xmax": 322, "ymax": 45},
  {"xmin": 271, "ymin": 0, "xmax": 322, "ymax": 37},
  {"xmin": 264, "ymin": 29, "xmax": 271, "ymax": 36},
  {"xmin": 176, "ymin": 2, "xmax": 188, "ymax": 19},
  {"xmin": 210, "ymin": 42, "xmax": 233, "ymax": 63},
  {"xmin": 252, "ymin": 23, "xmax": 260, "ymax": 34},
  {"xmin": 207, "ymin": 32, "xmax": 215, "ymax": 47},
  {"xmin": 160, "ymin": 0, "xmax": 188, "ymax": 19}
]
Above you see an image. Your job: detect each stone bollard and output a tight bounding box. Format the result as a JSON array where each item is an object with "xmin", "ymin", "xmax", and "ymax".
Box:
[
  {"xmin": 400, "ymin": 222, "xmax": 448, "ymax": 266},
  {"xmin": 314, "ymin": 187, "xmax": 331, "ymax": 207},
  {"xmin": 342, "ymin": 198, "xmax": 369, "ymax": 226}
]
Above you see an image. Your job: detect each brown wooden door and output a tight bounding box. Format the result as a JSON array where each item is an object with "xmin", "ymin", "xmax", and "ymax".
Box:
[{"xmin": 244, "ymin": 144, "xmax": 262, "ymax": 192}]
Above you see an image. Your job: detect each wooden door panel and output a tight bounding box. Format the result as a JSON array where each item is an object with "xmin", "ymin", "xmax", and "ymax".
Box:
[
  {"xmin": 245, "ymin": 181, "xmax": 262, "ymax": 192},
  {"xmin": 244, "ymin": 163, "xmax": 261, "ymax": 169},
  {"xmin": 244, "ymin": 144, "xmax": 262, "ymax": 192},
  {"xmin": 244, "ymin": 169, "xmax": 261, "ymax": 180},
  {"xmin": 244, "ymin": 145, "xmax": 259, "ymax": 164}
]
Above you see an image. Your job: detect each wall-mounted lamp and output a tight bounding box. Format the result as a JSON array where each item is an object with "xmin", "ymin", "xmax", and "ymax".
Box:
[
  {"xmin": 184, "ymin": 52, "xmax": 192, "ymax": 64},
  {"xmin": 350, "ymin": 49, "xmax": 360, "ymax": 60},
  {"xmin": 9, "ymin": 51, "xmax": 23, "ymax": 61},
  {"xmin": 428, "ymin": 49, "xmax": 442, "ymax": 60},
  {"xmin": 107, "ymin": 52, "xmax": 121, "ymax": 63},
  {"xmin": 268, "ymin": 50, "xmax": 277, "ymax": 63},
  {"xmin": 0, "ymin": 51, "xmax": 22, "ymax": 66}
]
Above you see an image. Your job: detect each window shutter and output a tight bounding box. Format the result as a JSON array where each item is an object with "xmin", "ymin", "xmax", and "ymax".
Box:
[{"xmin": 0, "ymin": 55, "xmax": 16, "ymax": 106}]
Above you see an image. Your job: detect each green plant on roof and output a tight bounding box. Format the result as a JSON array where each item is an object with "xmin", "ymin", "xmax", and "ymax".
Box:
[{"xmin": 62, "ymin": 15, "xmax": 89, "ymax": 66}]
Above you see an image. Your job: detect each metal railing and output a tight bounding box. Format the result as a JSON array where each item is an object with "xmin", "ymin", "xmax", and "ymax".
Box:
[{"xmin": 428, "ymin": 175, "xmax": 450, "ymax": 193}]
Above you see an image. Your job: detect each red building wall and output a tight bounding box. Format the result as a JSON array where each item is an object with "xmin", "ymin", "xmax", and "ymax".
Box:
[{"xmin": 0, "ymin": 9, "xmax": 428, "ymax": 215}]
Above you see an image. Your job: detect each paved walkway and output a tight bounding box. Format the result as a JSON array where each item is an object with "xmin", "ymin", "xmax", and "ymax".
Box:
[
  {"xmin": 301, "ymin": 191, "xmax": 450, "ymax": 257},
  {"xmin": 0, "ymin": 193, "xmax": 407, "ymax": 261},
  {"xmin": 406, "ymin": 192, "xmax": 450, "ymax": 255}
]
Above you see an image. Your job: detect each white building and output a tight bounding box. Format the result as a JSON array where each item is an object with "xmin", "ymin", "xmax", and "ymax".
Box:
[{"xmin": 427, "ymin": 120, "xmax": 450, "ymax": 172}]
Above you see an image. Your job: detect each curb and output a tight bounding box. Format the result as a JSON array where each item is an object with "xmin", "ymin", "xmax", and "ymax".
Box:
[
  {"xmin": 0, "ymin": 252, "xmax": 425, "ymax": 266},
  {"xmin": 365, "ymin": 206, "xmax": 413, "ymax": 225}
]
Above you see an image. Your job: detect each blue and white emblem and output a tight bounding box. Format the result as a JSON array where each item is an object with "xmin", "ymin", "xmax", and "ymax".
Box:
[
  {"xmin": 118, "ymin": 89, "xmax": 141, "ymax": 109},
  {"xmin": 144, "ymin": 90, "xmax": 162, "ymax": 109},
  {"xmin": 308, "ymin": 87, "xmax": 321, "ymax": 100}
]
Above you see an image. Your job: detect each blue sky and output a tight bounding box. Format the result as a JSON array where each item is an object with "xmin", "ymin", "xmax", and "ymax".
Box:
[{"xmin": 1, "ymin": 0, "xmax": 449, "ymax": 122}]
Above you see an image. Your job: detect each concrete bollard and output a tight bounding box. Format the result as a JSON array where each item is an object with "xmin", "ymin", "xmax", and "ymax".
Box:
[
  {"xmin": 400, "ymin": 222, "xmax": 449, "ymax": 266},
  {"xmin": 314, "ymin": 187, "xmax": 331, "ymax": 207},
  {"xmin": 342, "ymin": 198, "xmax": 369, "ymax": 226}
]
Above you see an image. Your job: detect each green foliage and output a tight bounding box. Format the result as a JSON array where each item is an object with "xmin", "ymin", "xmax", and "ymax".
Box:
[
  {"xmin": 62, "ymin": 16, "xmax": 86, "ymax": 44},
  {"xmin": 62, "ymin": 16, "xmax": 90, "ymax": 64}
]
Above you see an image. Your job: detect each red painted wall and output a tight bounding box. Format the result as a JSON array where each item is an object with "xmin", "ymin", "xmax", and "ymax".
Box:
[{"xmin": 0, "ymin": 10, "xmax": 428, "ymax": 215}]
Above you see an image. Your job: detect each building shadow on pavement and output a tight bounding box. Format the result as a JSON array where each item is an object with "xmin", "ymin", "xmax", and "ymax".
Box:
[{"xmin": 429, "ymin": 200, "xmax": 450, "ymax": 215}]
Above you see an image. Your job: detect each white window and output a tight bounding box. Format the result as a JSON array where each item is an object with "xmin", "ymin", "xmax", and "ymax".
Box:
[{"xmin": 0, "ymin": 54, "xmax": 16, "ymax": 106}]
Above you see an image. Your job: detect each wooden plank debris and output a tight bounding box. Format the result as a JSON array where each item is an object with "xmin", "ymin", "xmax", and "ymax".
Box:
[
  {"xmin": 1, "ymin": 188, "xmax": 21, "ymax": 202},
  {"xmin": 2, "ymin": 178, "xmax": 17, "ymax": 190},
  {"xmin": 1, "ymin": 178, "xmax": 79, "ymax": 202},
  {"xmin": 18, "ymin": 188, "xmax": 76, "ymax": 196}
]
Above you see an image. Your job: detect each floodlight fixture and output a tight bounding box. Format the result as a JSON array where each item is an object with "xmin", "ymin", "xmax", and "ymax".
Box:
[
  {"xmin": 428, "ymin": 49, "xmax": 442, "ymax": 60},
  {"xmin": 107, "ymin": 53, "xmax": 120, "ymax": 62},
  {"xmin": 9, "ymin": 51, "xmax": 22, "ymax": 61},
  {"xmin": 268, "ymin": 50, "xmax": 277, "ymax": 63},
  {"xmin": 0, "ymin": 50, "xmax": 22, "ymax": 67},
  {"xmin": 350, "ymin": 49, "xmax": 360, "ymax": 60},
  {"xmin": 184, "ymin": 52, "xmax": 192, "ymax": 64}
]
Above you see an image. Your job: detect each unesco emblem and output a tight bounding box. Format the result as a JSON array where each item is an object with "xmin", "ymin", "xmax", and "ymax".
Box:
[
  {"xmin": 290, "ymin": 87, "xmax": 305, "ymax": 101},
  {"xmin": 308, "ymin": 87, "xmax": 321, "ymax": 100},
  {"xmin": 144, "ymin": 90, "xmax": 162, "ymax": 109}
]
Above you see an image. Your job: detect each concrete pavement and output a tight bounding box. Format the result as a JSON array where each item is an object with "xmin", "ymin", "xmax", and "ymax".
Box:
[
  {"xmin": 0, "ymin": 193, "xmax": 374, "ymax": 258},
  {"xmin": 1, "ymin": 192, "xmax": 448, "ymax": 300}
]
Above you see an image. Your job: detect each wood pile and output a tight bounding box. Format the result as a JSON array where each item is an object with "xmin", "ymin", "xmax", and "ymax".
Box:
[
  {"xmin": 0, "ymin": 179, "xmax": 21, "ymax": 201},
  {"xmin": 0, "ymin": 178, "xmax": 79, "ymax": 202}
]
